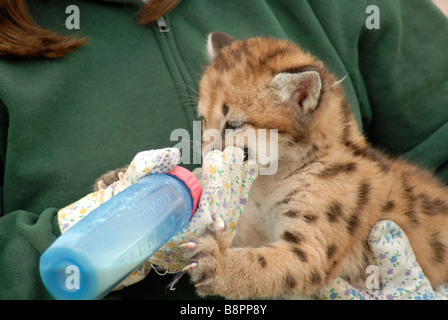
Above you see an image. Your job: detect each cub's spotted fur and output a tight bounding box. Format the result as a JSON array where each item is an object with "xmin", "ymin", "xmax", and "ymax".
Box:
[{"xmin": 184, "ymin": 32, "xmax": 448, "ymax": 299}]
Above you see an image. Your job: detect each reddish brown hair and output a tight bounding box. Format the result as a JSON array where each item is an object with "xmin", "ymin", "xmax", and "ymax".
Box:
[
  {"xmin": 138, "ymin": 0, "xmax": 182, "ymax": 25},
  {"xmin": 0, "ymin": 0, "xmax": 181, "ymax": 58}
]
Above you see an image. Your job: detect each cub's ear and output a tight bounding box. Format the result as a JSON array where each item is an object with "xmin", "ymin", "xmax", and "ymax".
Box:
[
  {"xmin": 269, "ymin": 70, "xmax": 322, "ymax": 115},
  {"xmin": 207, "ymin": 31, "xmax": 235, "ymax": 60}
]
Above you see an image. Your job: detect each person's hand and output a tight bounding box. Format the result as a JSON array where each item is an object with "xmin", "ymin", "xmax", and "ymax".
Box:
[{"xmin": 318, "ymin": 220, "xmax": 448, "ymax": 300}]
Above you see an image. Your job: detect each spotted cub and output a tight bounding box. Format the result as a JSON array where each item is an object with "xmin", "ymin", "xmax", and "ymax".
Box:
[{"xmin": 182, "ymin": 32, "xmax": 448, "ymax": 299}]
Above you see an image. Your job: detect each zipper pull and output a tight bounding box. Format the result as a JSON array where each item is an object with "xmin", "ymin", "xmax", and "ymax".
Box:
[{"xmin": 157, "ymin": 17, "xmax": 170, "ymax": 33}]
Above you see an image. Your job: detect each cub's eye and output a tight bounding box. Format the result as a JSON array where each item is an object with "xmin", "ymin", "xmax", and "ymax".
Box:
[
  {"xmin": 224, "ymin": 121, "xmax": 242, "ymax": 130},
  {"xmin": 223, "ymin": 104, "xmax": 230, "ymax": 116}
]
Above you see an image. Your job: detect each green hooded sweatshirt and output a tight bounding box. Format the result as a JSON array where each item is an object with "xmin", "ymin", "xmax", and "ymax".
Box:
[{"xmin": 0, "ymin": 0, "xmax": 447, "ymax": 299}]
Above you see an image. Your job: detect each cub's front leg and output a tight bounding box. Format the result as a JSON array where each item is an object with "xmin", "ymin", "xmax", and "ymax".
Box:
[{"xmin": 184, "ymin": 219, "xmax": 337, "ymax": 299}]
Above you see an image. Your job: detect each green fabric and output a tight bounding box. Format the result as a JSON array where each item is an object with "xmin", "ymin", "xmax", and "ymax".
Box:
[{"xmin": 0, "ymin": 0, "xmax": 447, "ymax": 299}]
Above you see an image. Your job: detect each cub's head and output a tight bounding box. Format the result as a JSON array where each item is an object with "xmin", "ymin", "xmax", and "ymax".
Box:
[{"xmin": 198, "ymin": 32, "xmax": 354, "ymax": 174}]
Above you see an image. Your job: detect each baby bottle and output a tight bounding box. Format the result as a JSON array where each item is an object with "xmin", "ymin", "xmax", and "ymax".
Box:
[{"xmin": 39, "ymin": 166, "xmax": 202, "ymax": 300}]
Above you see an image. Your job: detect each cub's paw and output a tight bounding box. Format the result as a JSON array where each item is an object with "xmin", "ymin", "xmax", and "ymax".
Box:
[
  {"xmin": 94, "ymin": 167, "xmax": 128, "ymax": 191},
  {"xmin": 182, "ymin": 218, "xmax": 231, "ymax": 296}
]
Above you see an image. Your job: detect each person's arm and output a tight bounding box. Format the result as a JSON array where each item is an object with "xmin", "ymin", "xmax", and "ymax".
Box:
[
  {"xmin": 0, "ymin": 208, "xmax": 60, "ymax": 299},
  {"xmin": 0, "ymin": 99, "xmax": 61, "ymax": 299}
]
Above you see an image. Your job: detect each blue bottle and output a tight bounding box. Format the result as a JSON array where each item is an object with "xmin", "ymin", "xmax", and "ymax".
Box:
[{"xmin": 39, "ymin": 166, "xmax": 202, "ymax": 300}]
